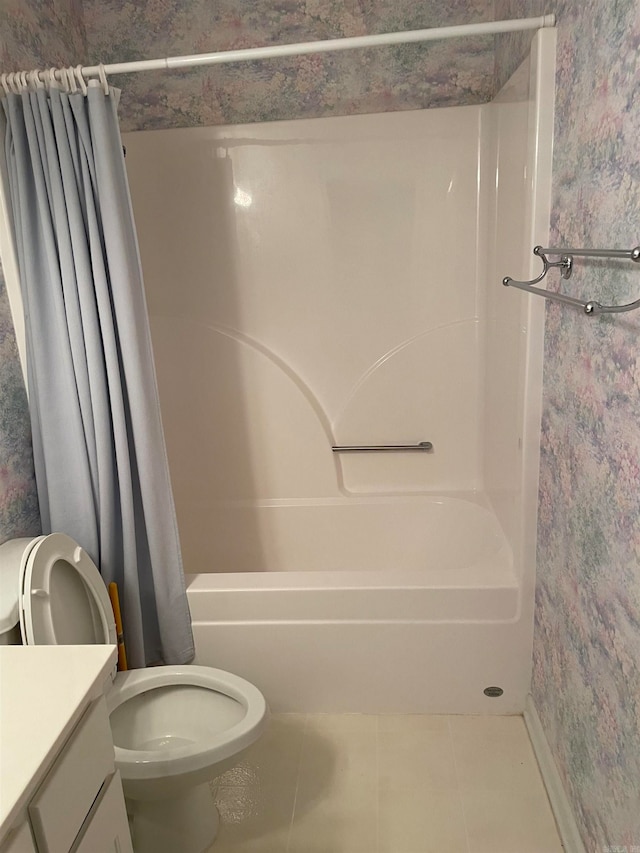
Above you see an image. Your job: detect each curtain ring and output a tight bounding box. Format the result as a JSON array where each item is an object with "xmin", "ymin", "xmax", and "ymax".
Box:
[
  {"xmin": 11, "ymin": 72, "xmax": 22, "ymax": 94},
  {"xmin": 62, "ymin": 67, "xmax": 73, "ymax": 93},
  {"xmin": 65, "ymin": 66, "xmax": 77, "ymax": 93},
  {"xmin": 47, "ymin": 67, "xmax": 59, "ymax": 89},
  {"xmin": 75, "ymin": 65, "xmax": 88, "ymax": 96},
  {"xmin": 97, "ymin": 63, "xmax": 109, "ymax": 95},
  {"xmin": 28, "ymin": 69, "xmax": 41, "ymax": 89},
  {"xmin": 0, "ymin": 74, "xmax": 10, "ymax": 95},
  {"xmin": 19, "ymin": 71, "xmax": 29, "ymax": 92}
]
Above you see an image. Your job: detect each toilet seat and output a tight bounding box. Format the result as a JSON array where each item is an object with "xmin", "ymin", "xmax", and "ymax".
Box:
[
  {"xmin": 18, "ymin": 533, "xmax": 117, "ymax": 651},
  {"xmin": 107, "ymin": 665, "xmax": 268, "ymax": 780}
]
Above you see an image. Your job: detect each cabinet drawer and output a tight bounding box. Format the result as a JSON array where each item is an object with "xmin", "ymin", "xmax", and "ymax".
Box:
[{"xmin": 28, "ymin": 697, "xmax": 115, "ymax": 853}]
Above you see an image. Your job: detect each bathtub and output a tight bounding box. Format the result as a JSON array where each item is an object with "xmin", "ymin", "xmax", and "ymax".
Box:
[{"xmin": 186, "ymin": 495, "xmax": 531, "ymax": 714}]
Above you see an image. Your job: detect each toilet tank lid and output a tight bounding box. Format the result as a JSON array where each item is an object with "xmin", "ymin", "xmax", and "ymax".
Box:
[{"xmin": 0, "ymin": 538, "xmax": 42, "ymax": 635}]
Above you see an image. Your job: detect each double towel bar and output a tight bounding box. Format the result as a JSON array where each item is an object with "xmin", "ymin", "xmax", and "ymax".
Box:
[{"xmin": 503, "ymin": 245, "xmax": 640, "ymax": 315}]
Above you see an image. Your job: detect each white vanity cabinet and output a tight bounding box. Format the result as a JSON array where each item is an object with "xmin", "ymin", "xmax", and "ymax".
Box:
[{"xmin": 0, "ymin": 647, "xmax": 133, "ymax": 853}]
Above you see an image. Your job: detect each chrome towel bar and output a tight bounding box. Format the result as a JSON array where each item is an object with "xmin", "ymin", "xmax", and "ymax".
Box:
[
  {"xmin": 332, "ymin": 441, "xmax": 433, "ymax": 453},
  {"xmin": 503, "ymin": 244, "xmax": 640, "ymax": 315}
]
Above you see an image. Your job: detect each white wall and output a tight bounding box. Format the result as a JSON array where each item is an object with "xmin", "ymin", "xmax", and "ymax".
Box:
[
  {"xmin": 480, "ymin": 60, "xmax": 532, "ymax": 561},
  {"xmin": 124, "ymin": 107, "xmax": 484, "ymax": 563},
  {"xmin": 480, "ymin": 30, "xmax": 555, "ymax": 582}
]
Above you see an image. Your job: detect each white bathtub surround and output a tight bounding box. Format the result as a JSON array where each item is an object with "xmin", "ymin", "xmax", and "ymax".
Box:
[
  {"xmin": 125, "ymin": 31, "xmax": 556, "ymax": 713},
  {"xmin": 524, "ymin": 695, "xmax": 587, "ymax": 853},
  {"xmin": 127, "ymin": 106, "xmax": 482, "ymax": 501},
  {"xmin": 206, "ymin": 712, "xmax": 563, "ymax": 853}
]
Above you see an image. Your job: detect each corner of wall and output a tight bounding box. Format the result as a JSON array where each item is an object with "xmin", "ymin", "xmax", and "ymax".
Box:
[
  {"xmin": 524, "ymin": 694, "xmax": 587, "ymax": 853},
  {"xmin": 493, "ymin": 1, "xmax": 550, "ymax": 93}
]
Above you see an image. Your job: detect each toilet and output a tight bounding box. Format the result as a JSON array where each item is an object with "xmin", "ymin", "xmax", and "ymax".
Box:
[{"xmin": 0, "ymin": 533, "xmax": 269, "ymax": 853}]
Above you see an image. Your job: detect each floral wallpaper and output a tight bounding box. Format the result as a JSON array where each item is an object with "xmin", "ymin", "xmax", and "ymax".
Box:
[
  {"xmin": 0, "ymin": 0, "xmax": 83, "ymax": 545},
  {"xmin": 2, "ymin": 0, "xmax": 639, "ymax": 848},
  {"xmin": 0, "ymin": 0, "xmax": 86, "ymax": 71},
  {"xmin": 82, "ymin": 0, "xmax": 495, "ymax": 130},
  {"xmin": 498, "ymin": 0, "xmax": 640, "ymax": 850},
  {"xmin": 0, "ymin": 267, "xmax": 40, "ymax": 544}
]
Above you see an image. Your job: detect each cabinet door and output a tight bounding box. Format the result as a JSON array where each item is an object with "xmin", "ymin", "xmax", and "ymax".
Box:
[
  {"xmin": 71, "ymin": 772, "xmax": 132, "ymax": 853},
  {"xmin": 0, "ymin": 823, "xmax": 37, "ymax": 853},
  {"xmin": 29, "ymin": 697, "xmax": 114, "ymax": 853}
]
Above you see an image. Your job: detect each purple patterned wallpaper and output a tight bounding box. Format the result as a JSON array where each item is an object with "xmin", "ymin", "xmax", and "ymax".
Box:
[
  {"xmin": 499, "ymin": 0, "xmax": 640, "ymax": 850},
  {"xmin": 0, "ymin": 0, "xmax": 83, "ymax": 543},
  {"xmin": 0, "ymin": 268, "xmax": 40, "ymax": 544},
  {"xmin": 2, "ymin": 1, "xmax": 639, "ymax": 848},
  {"xmin": 81, "ymin": 0, "xmax": 495, "ymax": 130},
  {"xmin": 0, "ymin": 0, "xmax": 86, "ymax": 71}
]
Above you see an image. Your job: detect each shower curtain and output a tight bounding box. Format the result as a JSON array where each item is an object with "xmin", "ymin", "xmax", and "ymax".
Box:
[{"xmin": 1, "ymin": 78, "xmax": 194, "ymax": 667}]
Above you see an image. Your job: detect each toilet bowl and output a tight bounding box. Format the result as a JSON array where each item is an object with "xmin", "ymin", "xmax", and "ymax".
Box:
[{"xmin": 0, "ymin": 533, "xmax": 269, "ymax": 853}]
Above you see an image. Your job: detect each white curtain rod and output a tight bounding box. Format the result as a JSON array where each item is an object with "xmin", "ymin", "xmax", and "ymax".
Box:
[{"xmin": 76, "ymin": 15, "xmax": 555, "ymax": 78}]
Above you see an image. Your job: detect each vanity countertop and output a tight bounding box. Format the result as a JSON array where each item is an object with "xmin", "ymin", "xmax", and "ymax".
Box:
[{"xmin": 0, "ymin": 644, "xmax": 116, "ymax": 842}]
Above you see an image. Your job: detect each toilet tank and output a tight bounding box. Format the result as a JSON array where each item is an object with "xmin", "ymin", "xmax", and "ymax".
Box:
[
  {"xmin": 0, "ymin": 537, "xmax": 34, "ymax": 645},
  {"xmin": 0, "ymin": 623, "xmax": 21, "ymax": 645}
]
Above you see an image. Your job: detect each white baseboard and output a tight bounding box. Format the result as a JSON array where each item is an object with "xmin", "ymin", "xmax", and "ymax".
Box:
[{"xmin": 524, "ymin": 694, "xmax": 586, "ymax": 853}]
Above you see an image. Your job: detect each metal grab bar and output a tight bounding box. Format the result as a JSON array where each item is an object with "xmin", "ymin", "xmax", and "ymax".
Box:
[
  {"xmin": 332, "ymin": 441, "xmax": 433, "ymax": 453},
  {"xmin": 503, "ymin": 245, "xmax": 640, "ymax": 315},
  {"xmin": 539, "ymin": 246, "xmax": 640, "ymax": 260}
]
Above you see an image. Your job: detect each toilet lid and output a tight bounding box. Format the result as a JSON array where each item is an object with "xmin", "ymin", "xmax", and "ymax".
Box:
[{"xmin": 19, "ymin": 533, "xmax": 117, "ymax": 649}]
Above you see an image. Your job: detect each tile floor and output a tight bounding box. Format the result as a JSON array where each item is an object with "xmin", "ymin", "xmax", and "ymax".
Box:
[{"xmin": 206, "ymin": 713, "xmax": 564, "ymax": 853}]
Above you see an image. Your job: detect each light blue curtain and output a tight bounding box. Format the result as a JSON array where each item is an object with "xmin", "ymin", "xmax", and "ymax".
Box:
[{"xmin": 2, "ymin": 80, "xmax": 194, "ymax": 667}]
